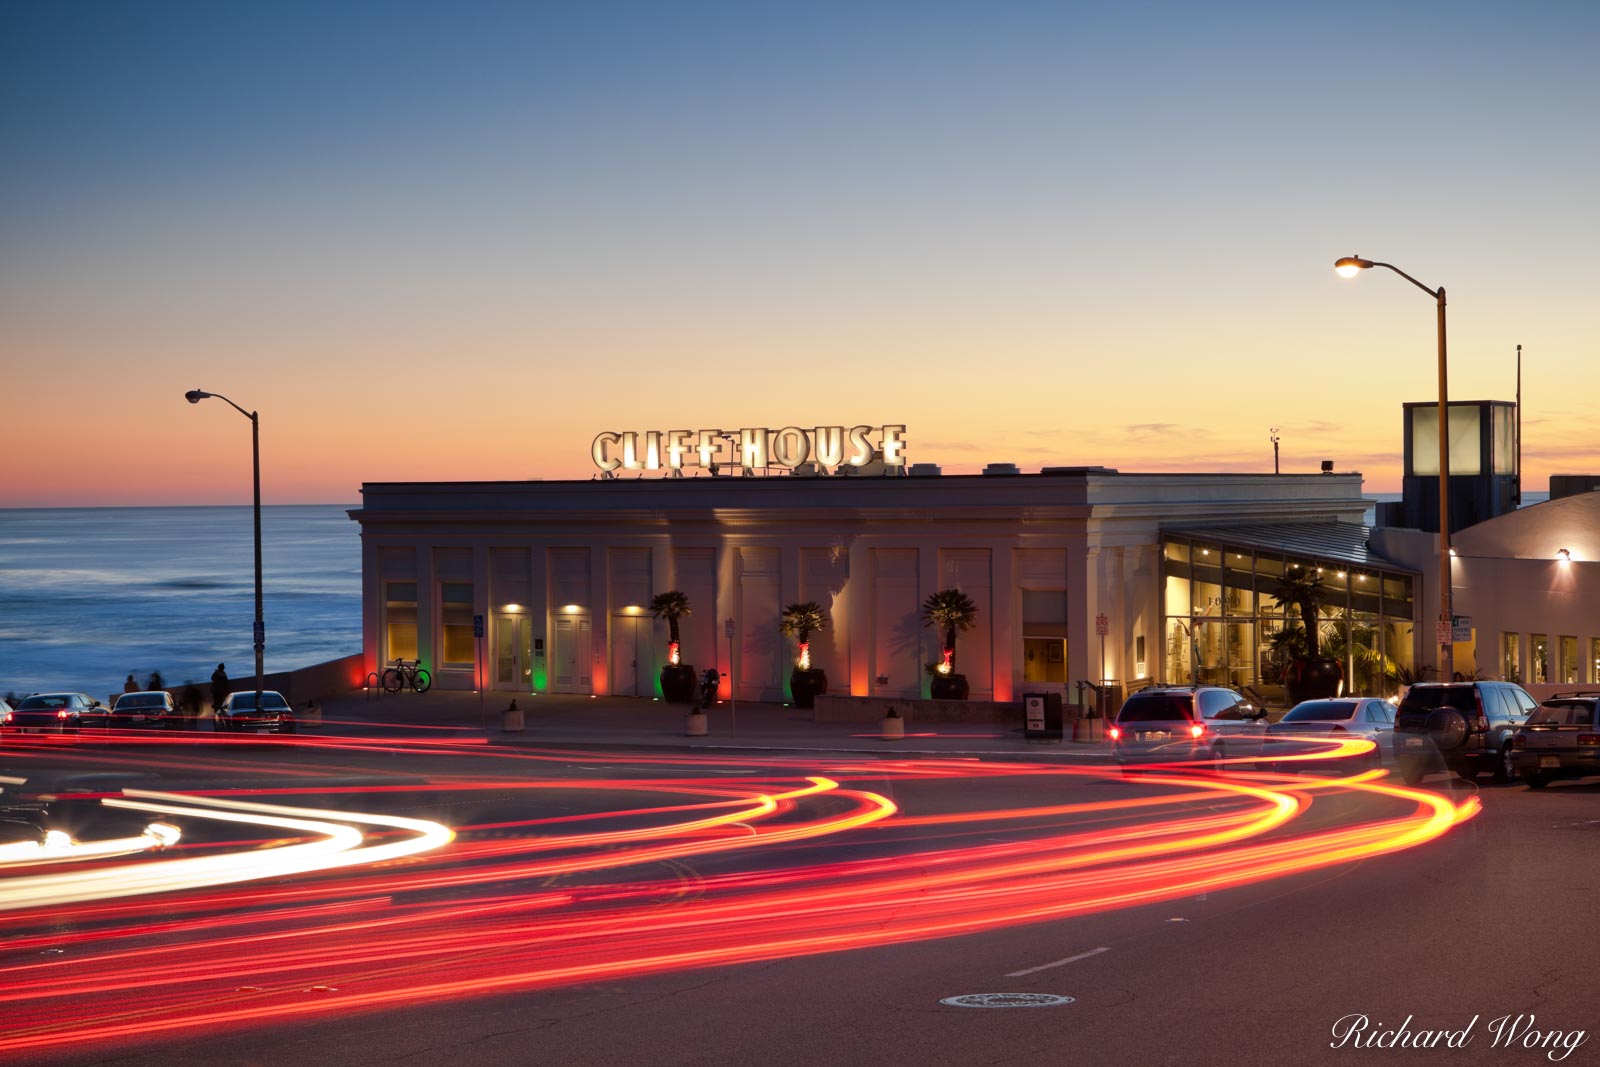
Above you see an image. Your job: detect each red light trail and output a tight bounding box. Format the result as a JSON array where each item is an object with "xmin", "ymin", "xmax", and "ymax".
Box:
[{"xmin": 0, "ymin": 734, "xmax": 1474, "ymax": 1055}]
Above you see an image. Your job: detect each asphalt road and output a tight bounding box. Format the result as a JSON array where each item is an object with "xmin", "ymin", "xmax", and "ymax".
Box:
[{"xmin": 2, "ymin": 735, "xmax": 1596, "ymax": 1067}]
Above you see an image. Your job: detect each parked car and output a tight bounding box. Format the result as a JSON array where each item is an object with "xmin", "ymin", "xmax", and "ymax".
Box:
[
  {"xmin": 109, "ymin": 691, "xmax": 182, "ymax": 730},
  {"xmin": 1, "ymin": 692, "xmax": 107, "ymax": 736},
  {"xmin": 1266, "ymin": 697, "xmax": 1395, "ymax": 771},
  {"xmin": 1392, "ymin": 680, "xmax": 1537, "ymax": 785},
  {"xmin": 214, "ymin": 690, "xmax": 296, "ymax": 734},
  {"xmin": 1110, "ymin": 685, "xmax": 1269, "ymax": 769},
  {"xmin": 1512, "ymin": 694, "xmax": 1600, "ymax": 789}
]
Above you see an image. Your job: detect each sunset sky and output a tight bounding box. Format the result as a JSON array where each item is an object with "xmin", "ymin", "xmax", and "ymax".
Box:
[{"xmin": 4, "ymin": 1, "xmax": 1597, "ymax": 507}]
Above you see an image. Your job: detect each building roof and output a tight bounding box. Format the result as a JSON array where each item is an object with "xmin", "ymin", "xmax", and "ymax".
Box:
[{"xmin": 1161, "ymin": 521, "xmax": 1412, "ymax": 571}]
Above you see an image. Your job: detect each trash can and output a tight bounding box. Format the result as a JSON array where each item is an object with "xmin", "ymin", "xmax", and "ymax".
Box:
[{"xmin": 1023, "ymin": 692, "xmax": 1064, "ymax": 742}]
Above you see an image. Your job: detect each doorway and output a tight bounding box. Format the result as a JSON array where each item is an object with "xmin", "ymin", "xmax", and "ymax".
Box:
[
  {"xmin": 552, "ymin": 614, "xmax": 593, "ymax": 694},
  {"xmin": 609, "ymin": 614, "xmax": 650, "ymax": 697},
  {"xmin": 494, "ymin": 613, "xmax": 532, "ymax": 692}
]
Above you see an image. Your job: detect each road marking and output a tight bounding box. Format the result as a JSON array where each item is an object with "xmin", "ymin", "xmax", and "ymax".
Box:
[{"xmin": 1005, "ymin": 946, "xmax": 1109, "ymax": 977}]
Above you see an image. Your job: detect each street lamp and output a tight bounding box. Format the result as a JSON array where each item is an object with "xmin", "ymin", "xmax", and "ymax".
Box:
[
  {"xmin": 185, "ymin": 389, "xmax": 265, "ymax": 701},
  {"xmin": 1333, "ymin": 255, "xmax": 1453, "ymax": 679}
]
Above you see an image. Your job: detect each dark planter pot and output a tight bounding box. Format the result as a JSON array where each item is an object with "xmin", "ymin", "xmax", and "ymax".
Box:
[
  {"xmin": 1286, "ymin": 657, "xmax": 1344, "ymax": 705},
  {"xmin": 929, "ymin": 673, "xmax": 970, "ymax": 700},
  {"xmin": 660, "ymin": 663, "xmax": 698, "ymax": 704},
  {"xmin": 790, "ymin": 668, "xmax": 828, "ymax": 708}
]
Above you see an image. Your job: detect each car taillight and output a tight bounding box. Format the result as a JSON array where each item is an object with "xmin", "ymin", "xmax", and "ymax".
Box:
[
  {"xmin": 1189, "ymin": 724, "xmax": 1206, "ymax": 739},
  {"xmin": 1329, "ymin": 724, "xmax": 1347, "ymax": 732},
  {"xmin": 1578, "ymin": 734, "xmax": 1600, "ymax": 747},
  {"xmin": 1109, "ymin": 726, "xmax": 1121, "ymax": 741},
  {"xmin": 57, "ymin": 709, "xmax": 69, "ymax": 720},
  {"xmin": 1511, "ymin": 733, "xmax": 1525, "ymax": 748},
  {"xmin": 1474, "ymin": 717, "xmax": 1489, "ymax": 733}
]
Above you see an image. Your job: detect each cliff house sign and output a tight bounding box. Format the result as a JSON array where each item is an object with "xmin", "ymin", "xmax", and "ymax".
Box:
[{"xmin": 591, "ymin": 425, "xmax": 908, "ymax": 476}]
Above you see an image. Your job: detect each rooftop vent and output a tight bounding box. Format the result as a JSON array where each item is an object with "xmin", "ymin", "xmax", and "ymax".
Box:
[
  {"xmin": 908, "ymin": 463, "xmax": 942, "ymax": 477},
  {"xmin": 982, "ymin": 462, "xmax": 1021, "ymax": 476}
]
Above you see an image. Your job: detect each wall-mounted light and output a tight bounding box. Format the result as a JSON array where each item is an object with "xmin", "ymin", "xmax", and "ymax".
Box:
[
  {"xmin": 502, "ymin": 603, "xmax": 522, "ymax": 612},
  {"xmin": 561, "ymin": 604, "xmax": 582, "ymax": 613},
  {"xmin": 1449, "ymin": 548, "xmax": 1458, "ymax": 557},
  {"xmin": 1557, "ymin": 548, "xmax": 1572, "ymax": 563},
  {"xmin": 623, "ymin": 605, "xmax": 642, "ymax": 614}
]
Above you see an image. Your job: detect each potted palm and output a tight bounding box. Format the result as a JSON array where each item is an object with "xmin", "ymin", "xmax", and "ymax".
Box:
[
  {"xmin": 922, "ymin": 588, "xmax": 978, "ymax": 700},
  {"xmin": 649, "ymin": 590, "xmax": 697, "ymax": 703},
  {"xmin": 1270, "ymin": 567, "xmax": 1343, "ymax": 703},
  {"xmin": 779, "ymin": 601, "xmax": 829, "ymax": 708}
]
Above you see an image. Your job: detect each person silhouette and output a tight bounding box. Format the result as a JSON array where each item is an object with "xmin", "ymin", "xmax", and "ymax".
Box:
[
  {"xmin": 210, "ymin": 663, "xmax": 231, "ymax": 713},
  {"xmin": 124, "ymin": 674, "xmax": 139, "ymax": 694}
]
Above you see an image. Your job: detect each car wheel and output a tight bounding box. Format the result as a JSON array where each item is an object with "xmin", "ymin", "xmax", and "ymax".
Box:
[
  {"xmin": 1400, "ymin": 762, "xmax": 1425, "ymax": 786},
  {"xmin": 1522, "ymin": 771, "xmax": 1548, "ymax": 790},
  {"xmin": 1210, "ymin": 743, "xmax": 1227, "ymax": 770},
  {"xmin": 1492, "ymin": 744, "xmax": 1516, "ymax": 783}
]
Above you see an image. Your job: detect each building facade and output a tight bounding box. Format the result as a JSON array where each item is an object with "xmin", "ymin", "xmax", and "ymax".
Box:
[{"xmin": 351, "ymin": 468, "xmax": 1406, "ymax": 706}]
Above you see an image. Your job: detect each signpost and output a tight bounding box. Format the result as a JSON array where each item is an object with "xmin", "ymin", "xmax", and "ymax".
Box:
[{"xmin": 1451, "ymin": 614, "xmax": 1473, "ymax": 644}]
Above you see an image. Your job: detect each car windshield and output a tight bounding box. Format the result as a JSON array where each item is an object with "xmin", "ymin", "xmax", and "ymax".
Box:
[
  {"xmin": 231, "ymin": 693, "xmax": 289, "ymax": 711},
  {"xmin": 1282, "ymin": 700, "xmax": 1358, "ymax": 722},
  {"xmin": 117, "ymin": 695, "xmax": 166, "ymax": 709},
  {"xmin": 17, "ymin": 696, "xmax": 69, "ymax": 710},
  {"xmin": 1116, "ymin": 694, "xmax": 1194, "ymax": 723},
  {"xmin": 1528, "ymin": 702, "xmax": 1597, "ymax": 726},
  {"xmin": 1399, "ymin": 686, "xmax": 1476, "ymax": 714}
]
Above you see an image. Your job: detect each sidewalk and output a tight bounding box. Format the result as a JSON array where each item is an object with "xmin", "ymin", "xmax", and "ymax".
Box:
[{"xmin": 313, "ymin": 689, "xmax": 1113, "ymax": 759}]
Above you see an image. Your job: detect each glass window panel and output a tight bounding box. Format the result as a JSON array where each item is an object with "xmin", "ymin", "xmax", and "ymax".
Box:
[
  {"xmin": 1558, "ymin": 636, "xmax": 1578, "ymax": 684},
  {"xmin": 1382, "ymin": 574, "xmax": 1413, "ymax": 617},
  {"xmin": 1163, "ymin": 540, "xmax": 1190, "ymax": 570},
  {"xmin": 1410, "ymin": 406, "xmax": 1482, "ymax": 477},
  {"xmin": 441, "ymin": 581, "xmax": 475, "ymax": 666},
  {"xmin": 1021, "ymin": 589, "xmax": 1068, "ymax": 627},
  {"xmin": 1530, "ymin": 634, "xmax": 1549, "ymax": 684},
  {"xmin": 1223, "ymin": 551, "xmax": 1253, "ymax": 616},
  {"xmin": 385, "ymin": 582, "xmax": 418, "ymax": 663},
  {"xmin": 1501, "ymin": 633, "xmax": 1521, "ymax": 683},
  {"xmin": 1383, "ymin": 620, "xmax": 1415, "ymax": 692},
  {"xmin": 1493, "ymin": 405, "xmax": 1515, "ymax": 475},
  {"xmin": 1351, "ymin": 570, "xmax": 1382, "ymax": 615},
  {"xmin": 1348, "ymin": 612, "xmax": 1382, "ymax": 695},
  {"xmin": 1164, "ymin": 574, "xmax": 1191, "ymax": 617},
  {"xmin": 1195, "ymin": 621, "xmax": 1225, "ymax": 686},
  {"xmin": 1592, "ymin": 639, "xmax": 1600, "ymax": 685},
  {"xmin": 1166, "ymin": 618, "xmax": 1194, "ymax": 684},
  {"xmin": 1256, "ymin": 555, "xmax": 1285, "ymax": 617},
  {"xmin": 1226, "ymin": 621, "xmax": 1254, "ymax": 691}
]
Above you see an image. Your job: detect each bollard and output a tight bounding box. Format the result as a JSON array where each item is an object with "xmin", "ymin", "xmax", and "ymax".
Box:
[
  {"xmin": 880, "ymin": 705, "xmax": 905, "ymax": 740},
  {"xmin": 502, "ymin": 699, "xmax": 524, "ymax": 733},
  {"xmin": 686, "ymin": 710, "xmax": 708, "ymax": 737}
]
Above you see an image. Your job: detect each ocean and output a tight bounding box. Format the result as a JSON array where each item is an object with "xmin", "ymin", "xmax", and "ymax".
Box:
[{"xmin": 0, "ymin": 506, "xmax": 361, "ymax": 701}]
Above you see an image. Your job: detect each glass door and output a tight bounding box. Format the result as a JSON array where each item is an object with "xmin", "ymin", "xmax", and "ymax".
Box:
[{"xmin": 495, "ymin": 613, "xmax": 532, "ymax": 691}]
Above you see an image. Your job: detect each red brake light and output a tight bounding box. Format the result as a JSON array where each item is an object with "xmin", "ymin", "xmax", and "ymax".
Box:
[
  {"xmin": 1329, "ymin": 724, "xmax": 1347, "ymax": 732},
  {"xmin": 1511, "ymin": 733, "xmax": 1525, "ymax": 748},
  {"xmin": 1189, "ymin": 724, "xmax": 1206, "ymax": 739},
  {"xmin": 1578, "ymin": 734, "xmax": 1600, "ymax": 747},
  {"xmin": 57, "ymin": 709, "xmax": 70, "ymax": 720},
  {"xmin": 1109, "ymin": 726, "xmax": 1121, "ymax": 741}
]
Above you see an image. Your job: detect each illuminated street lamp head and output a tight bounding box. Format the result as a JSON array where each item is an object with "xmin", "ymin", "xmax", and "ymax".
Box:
[
  {"xmin": 1334, "ymin": 256, "xmax": 1374, "ymax": 279},
  {"xmin": 185, "ymin": 389, "xmax": 210, "ymax": 404}
]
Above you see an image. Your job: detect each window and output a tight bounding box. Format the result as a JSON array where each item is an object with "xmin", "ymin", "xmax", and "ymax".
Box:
[
  {"xmin": 1593, "ymin": 639, "xmax": 1600, "ymax": 685},
  {"xmin": 440, "ymin": 582, "xmax": 475, "ymax": 666},
  {"xmin": 1557, "ymin": 636, "xmax": 1578, "ymax": 684},
  {"xmin": 385, "ymin": 582, "xmax": 418, "ymax": 662},
  {"xmin": 1501, "ymin": 633, "xmax": 1520, "ymax": 682},
  {"xmin": 1530, "ymin": 634, "xmax": 1549, "ymax": 684}
]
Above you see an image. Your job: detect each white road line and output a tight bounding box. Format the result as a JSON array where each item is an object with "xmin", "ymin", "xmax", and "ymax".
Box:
[{"xmin": 1006, "ymin": 946, "xmax": 1110, "ymax": 977}]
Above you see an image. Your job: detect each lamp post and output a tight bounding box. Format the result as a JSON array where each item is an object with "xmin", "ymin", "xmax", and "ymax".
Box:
[
  {"xmin": 185, "ymin": 389, "xmax": 265, "ymax": 700},
  {"xmin": 1333, "ymin": 256, "xmax": 1453, "ymax": 679}
]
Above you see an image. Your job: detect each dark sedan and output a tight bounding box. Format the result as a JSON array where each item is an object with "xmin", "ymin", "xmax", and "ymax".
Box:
[
  {"xmin": 108, "ymin": 691, "xmax": 186, "ymax": 729},
  {"xmin": 215, "ymin": 690, "xmax": 296, "ymax": 734},
  {"xmin": 1, "ymin": 692, "xmax": 106, "ymax": 736}
]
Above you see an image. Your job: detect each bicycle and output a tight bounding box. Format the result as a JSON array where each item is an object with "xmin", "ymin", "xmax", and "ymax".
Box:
[{"xmin": 381, "ymin": 658, "xmax": 432, "ymax": 694}]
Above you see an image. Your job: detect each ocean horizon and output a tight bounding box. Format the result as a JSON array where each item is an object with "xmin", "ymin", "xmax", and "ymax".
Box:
[{"xmin": 0, "ymin": 505, "xmax": 361, "ymax": 701}]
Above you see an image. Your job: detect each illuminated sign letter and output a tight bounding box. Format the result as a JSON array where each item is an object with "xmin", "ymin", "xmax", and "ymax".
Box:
[
  {"xmin": 846, "ymin": 425, "xmax": 874, "ymax": 466},
  {"xmin": 643, "ymin": 430, "xmax": 662, "ymax": 470},
  {"xmin": 696, "ymin": 429, "xmax": 721, "ymax": 468},
  {"xmin": 740, "ymin": 427, "xmax": 768, "ymax": 469},
  {"xmin": 620, "ymin": 431, "xmax": 641, "ymax": 470},
  {"xmin": 665, "ymin": 430, "xmax": 692, "ymax": 469},
  {"xmin": 813, "ymin": 426, "xmax": 844, "ymax": 467},
  {"xmin": 880, "ymin": 424, "xmax": 907, "ymax": 467},
  {"xmin": 592, "ymin": 432, "xmax": 621, "ymax": 472},
  {"xmin": 770, "ymin": 426, "xmax": 810, "ymax": 468}
]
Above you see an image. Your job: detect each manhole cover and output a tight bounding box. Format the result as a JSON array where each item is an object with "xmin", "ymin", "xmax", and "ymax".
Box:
[{"xmin": 940, "ymin": 993, "xmax": 1075, "ymax": 1009}]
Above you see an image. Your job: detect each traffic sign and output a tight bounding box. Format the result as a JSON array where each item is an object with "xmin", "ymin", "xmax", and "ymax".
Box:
[
  {"xmin": 1451, "ymin": 615, "xmax": 1472, "ymax": 643},
  {"xmin": 1435, "ymin": 621, "xmax": 1454, "ymax": 646},
  {"xmin": 1095, "ymin": 614, "xmax": 1109, "ymax": 636},
  {"xmin": 724, "ymin": 617, "xmax": 735, "ymax": 638},
  {"xmin": 473, "ymin": 614, "xmax": 484, "ymax": 638}
]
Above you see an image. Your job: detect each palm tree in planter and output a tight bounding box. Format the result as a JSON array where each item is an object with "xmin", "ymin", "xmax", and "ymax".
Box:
[
  {"xmin": 1269, "ymin": 566, "xmax": 1344, "ymax": 703},
  {"xmin": 922, "ymin": 588, "xmax": 979, "ymax": 700},
  {"xmin": 779, "ymin": 601, "xmax": 829, "ymax": 708},
  {"xmin": 649, "ymin": 590, "xmax": 697, "ymax": 703}
]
